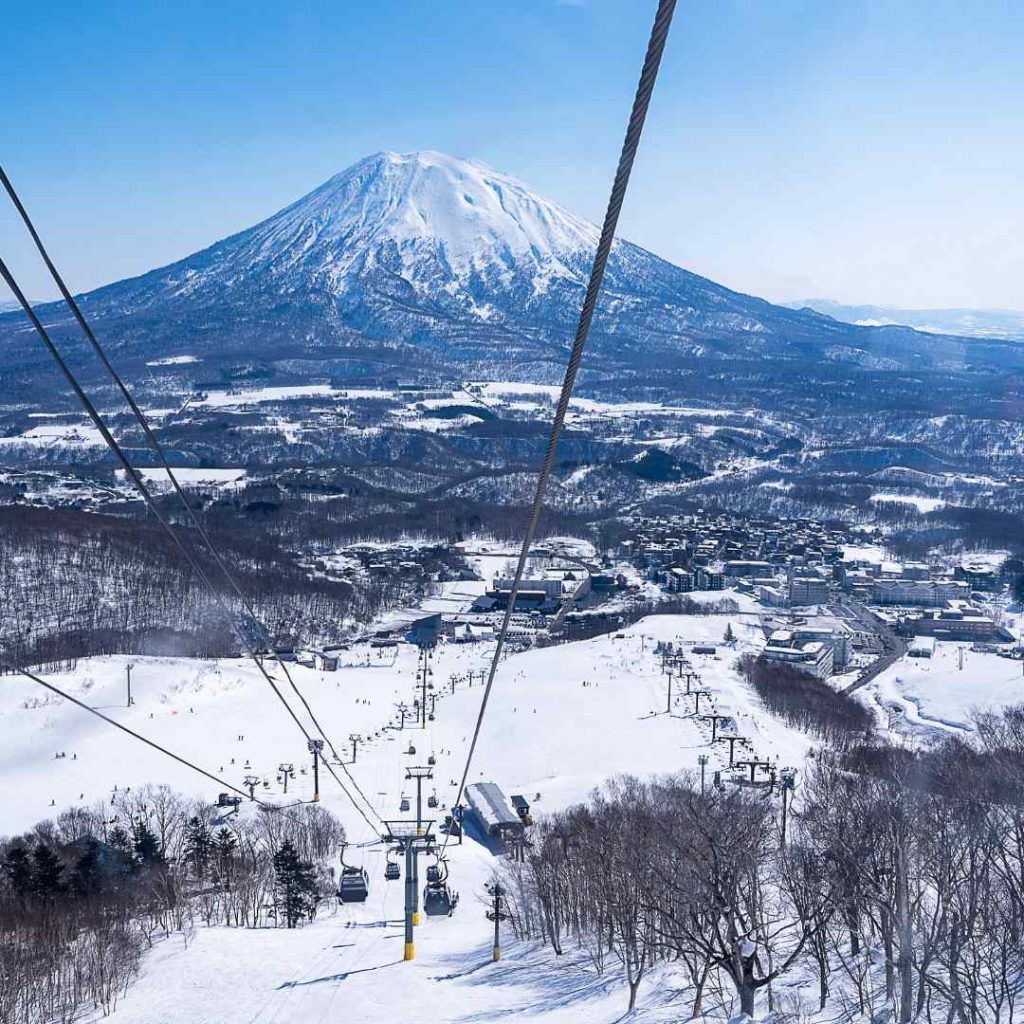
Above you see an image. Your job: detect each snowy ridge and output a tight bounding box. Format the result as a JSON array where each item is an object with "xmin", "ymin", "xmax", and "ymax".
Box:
[
  {"xmin": 6, "ymin": 149, "xmax": 997, "ymax": 383},
  {"xmin": 167, "ymin": 151, "xmax": 600, "ymax": 303}
]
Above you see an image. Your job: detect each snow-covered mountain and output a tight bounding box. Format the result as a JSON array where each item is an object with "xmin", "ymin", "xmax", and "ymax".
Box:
[{"xmin": 2, "ymin": 150, "xmax": 1020, "ymax": 386}]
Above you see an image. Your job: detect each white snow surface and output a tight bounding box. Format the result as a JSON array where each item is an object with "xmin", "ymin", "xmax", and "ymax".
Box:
[
  {"xmin": 146, "ymin": 355, "xmax": 200, "ymax": 366},
  {"xmin": 114, "ymin": 467, "xmax": 247, "ymax": 489},
  {"xmin": 259, "ymin": 151, "xmax": 600, "ymax": 289},
  {"xmin": 1, "ymin": 610, "xmax": 812, "ymax": 1024},
  {"xmin": 863, "ymin": 641, "xmax": 1024, "ymax": 736},
  {"xmin": 870, "ymin": 492, "xmax": 946, "ymax": 512}
]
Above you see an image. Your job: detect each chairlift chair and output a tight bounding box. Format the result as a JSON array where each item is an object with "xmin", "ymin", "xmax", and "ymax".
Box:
[
  {"xmin": 337, "ymin": 844, "xmax": 369, "ymax": 903},
  {"xmin": 385, "ymin": 860, "xmax": 400, "ymax": 881},
  {"xmin": 339, "ymin": 866, "xmax": 369, "ymax": 902},
  {"xmin": 427, "ymin": 794, "xmax": 439, "ymax": 809},
  {"xmin": 427, "ymin": 754, "xmax": 436, "ymax": 766},
  {"xmin": 400, "ymin": 796, "xmax": 411, "ymax": 813},
  {"xmin": 423, "ymin": 883, "xmax": 455, "ymax": 917}
]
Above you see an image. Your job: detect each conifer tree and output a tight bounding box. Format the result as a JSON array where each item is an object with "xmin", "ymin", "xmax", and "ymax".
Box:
[
  {"xmin": 273, "ymin": 839, "xmax": 317, "ymax": 928},
  {"xmin": 183, "ymin": 816, "xmax": 213, "ymax": 878},
  {"xmin": 212, "ymin": 827, "xmax": 239, "ymax": 888},
  {"xmin": 107, "ymin": 825, "xmax": 133, "ymax": 858},
  {"xmin": 31, "ymin": 843, "xmax": 65, "ymax": 901},
  {"xmin": 2, "ymin": 843, "xmax": 34, "ymax": 900},
  {"xmin": 68, "ymin": 837, "xmax": 103, "ymax": 897},
  {"xmin": 132, "ymin": 819, "xmax": 163, "ymax": 867}
]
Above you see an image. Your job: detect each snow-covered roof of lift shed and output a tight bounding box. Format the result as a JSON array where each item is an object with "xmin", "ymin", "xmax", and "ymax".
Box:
[{"xmin": 465, "ymin": 782, "xmax": 523, "ymax": 835}]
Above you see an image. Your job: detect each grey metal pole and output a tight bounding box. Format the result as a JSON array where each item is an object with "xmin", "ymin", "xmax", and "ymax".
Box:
[
  {"xmin": 411, "ymin": 844, "xmax": 420, "ymax": 926},
  {"xmin": 493, "ymin": 884, "xmax": 503, "ymax": 962},
  {"xmin": 404, "ymin": 842, "xmax": 415, "ymax": 959}
]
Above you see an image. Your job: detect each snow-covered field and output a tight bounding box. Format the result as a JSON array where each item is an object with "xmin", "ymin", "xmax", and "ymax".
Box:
[
  {"xmin": 1, "ymin": 610, "xmax": 808, "ymax": 1023},
  {"xmin": 863, "ymin": 641, "xmax": 1024, "ymax": 735},
  {"xmin": 114, "ymin": 467, "xmax": 248, "ymax": 489}
]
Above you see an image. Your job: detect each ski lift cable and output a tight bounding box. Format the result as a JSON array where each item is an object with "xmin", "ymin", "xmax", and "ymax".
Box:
[
  {"xmin": 5, "ymin": 655, "xmax": 257, "ymax": 806},
  {"xmin": 0, "ymin": 258, "xmax": 382, "ymax": 835},
  {"xmin": 0, "ymin": 653, "xmax": 384, "ymax": 844},
  {"xmin": 0, "ymin": 171, "xmax": 383, "ymax": 831},
  {"xmin": 444, "ymin": 0, "xmax": 677, "ymax": 847}
]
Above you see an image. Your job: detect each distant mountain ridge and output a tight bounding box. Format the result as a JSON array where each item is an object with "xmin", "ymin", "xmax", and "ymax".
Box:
[
  {"xmin": 787, "ymin": 298, "xmax": 1024, "ymax": 342},
  {"xmin": 2, "ymin": 151, "xmax": 1022, "ymax": 392}
]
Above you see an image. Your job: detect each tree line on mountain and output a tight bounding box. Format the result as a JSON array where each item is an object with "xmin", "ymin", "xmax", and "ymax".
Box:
[
  {"xmin": 500, "ymin": 704, "xmax": 1024, "ymax": 1021},
  {"xmin": 737, "ymin": 655, "xmax": 875, "ymax": 743},
  {"xmin": 0, "ymin": 784, "xmax": 344, "ymax": 1023},
  {"xmin": 0, "ymin": 505, "xmax": 433, "ymax": 669}
]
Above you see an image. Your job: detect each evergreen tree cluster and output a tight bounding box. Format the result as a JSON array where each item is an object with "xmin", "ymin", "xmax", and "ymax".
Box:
[{"xmin": 0, "ymin": 785, "xmax": 345, "ymax": 1024}]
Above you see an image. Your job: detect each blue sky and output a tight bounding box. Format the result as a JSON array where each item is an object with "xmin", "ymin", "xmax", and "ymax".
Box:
[{"xmin": 2, "ymin": 0, "xmax": 1023, "ymax": 308}]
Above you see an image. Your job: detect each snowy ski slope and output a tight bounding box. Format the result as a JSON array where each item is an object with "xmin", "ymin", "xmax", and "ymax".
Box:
[{"xmin": 1, "ymin": 607, "xmax": 817, "ymax": 1023}]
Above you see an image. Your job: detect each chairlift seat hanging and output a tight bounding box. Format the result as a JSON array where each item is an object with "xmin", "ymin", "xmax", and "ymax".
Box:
[
  {"xmin": 338, "ymin": 866, "xmax": 369, "ymax": 903},
  {"xmin": 427, "ymin": 794, "xmax": 439, "ymax": 809},
  {"xmin": 426, "ymin": 864, "xmax": 440, "ymax": 884},
  {"xmin": 385, "ymin": 861, "xmax": 400, "ymax": 881},
  {"xmin": 400, "ymin": 797, "xmax": 410, "ymax": 812},
  {"xmin": 423, "ymin": 883, "xmax": 454, "ymax": 917},
  {"xmin": 427, "ymin": 754, "xmax": 436, "ymax": 766}
]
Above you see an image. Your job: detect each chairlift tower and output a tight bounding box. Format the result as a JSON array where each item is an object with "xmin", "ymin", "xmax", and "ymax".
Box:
[
  {"xmin": 395, "ymin": 702, "xmax": 410, "ymax": 730},
  {"xmin": 381, "ymin": 820, "xmax": 435, "ymax": 959},
  {"xmin": 698, "ymin": 712, "xmax": 730, "ymax": 743},
  {"xmin": 683, "ymin": 688, "xmax": 712, "ymax": 716},
  {"xmin": 485, "ymin": 880, "xmax": 509, "ymax": 962},
  {"xmin": 243, "ymin": 774, "xmax": 260, "ymax": 801},
  {"xmin": 405, "ymin": 766, "xmax": 435, "ymax": 836},
  {"xmin": 733, "ymin": 757, "xmax": 773, "ymax": 785},
  {"xmin": 721, "ymin": 734, "xmax": 747, "ymax": 767},
  {"xmin": 307, "ymin": 739, "xmax": 324, "ymax": 802}
]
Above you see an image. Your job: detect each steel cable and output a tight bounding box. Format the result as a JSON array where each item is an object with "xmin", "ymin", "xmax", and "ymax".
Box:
[
  {"xmin": 446, "ymin": 0, "xmax": 677, "ymax": 842},
  {"xmin": 0, "ymin": 164, "xmax": 371, "ymax": 818},
  {"xmin": 0, "ymin": 258, "xmax": 382, "ymax": 834},
  {"xmin": 0, "ymin": 168, "xmax": 382, "ymax": 828}
]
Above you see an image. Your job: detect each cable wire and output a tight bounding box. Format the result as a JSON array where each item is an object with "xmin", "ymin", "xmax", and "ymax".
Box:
[
  {"xmin": 0, "ymin": 653, "xmax": 383, "ymax": 844},
  {"xmin": 0, "ymin": 656, "xmax": 253, "ymax": 803},
  {"xmin": 446, "ymin": 0, "xmax": 677, "ymax": 840},
  {"xmin": 0, "ymin": 257, "xmax": 381, "ymax": 834},
  {"xmin": 0, "ymin": 166, "xmax": 382, "ymax": 828}
]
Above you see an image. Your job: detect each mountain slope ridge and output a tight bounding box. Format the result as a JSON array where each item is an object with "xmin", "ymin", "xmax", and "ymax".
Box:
[{"xmin": 2, "ymin": 150, "xmax": 1019, "ymax": 387}]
